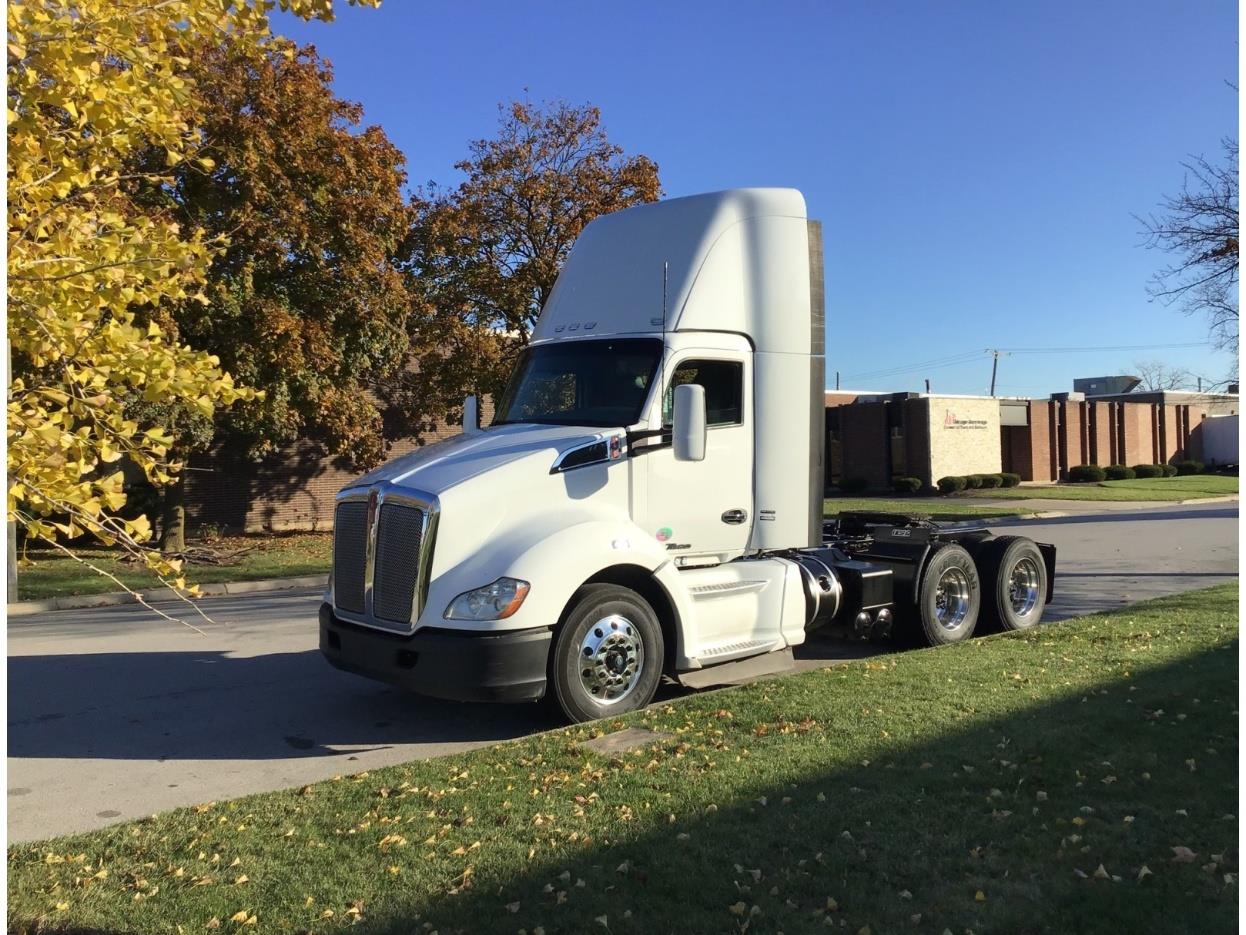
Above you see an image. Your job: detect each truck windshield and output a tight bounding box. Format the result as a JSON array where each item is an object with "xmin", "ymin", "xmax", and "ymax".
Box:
[{"xmin": 494, "ymin": 338, "xmax": 663, "ymax": 427}]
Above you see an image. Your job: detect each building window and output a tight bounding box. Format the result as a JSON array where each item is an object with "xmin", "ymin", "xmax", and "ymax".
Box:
[{"xmin": 662, "ymin": 359, "xmax": 744, "ymax": 427}]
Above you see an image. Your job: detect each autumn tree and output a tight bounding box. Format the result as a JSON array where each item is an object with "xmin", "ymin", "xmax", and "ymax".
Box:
[
  {"xmin": 391, "ymin": 100, "xmax": 661, "ymax": 432},
  {"xmin": 1139, "ymin": 138, "xmax": 1239, "ymax": 353},
  {"xmin": 131, "ymin": 38, "xmax": 411, "ymax": 550},
  {"xmin": 7, "ymin": 0, "xmax": 375, "ymax": 604}
]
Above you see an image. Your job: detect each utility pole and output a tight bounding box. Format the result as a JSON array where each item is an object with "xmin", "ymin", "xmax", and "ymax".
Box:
[
  {"xmin": 986, "ymin": 349, "xmax": 1010, "ymax": 397},
  {"xmin": 924, "ymin": 378, "xmax": 930, "ymax": 394},
  {"xmin": 835, "ymin": 371, "xmax": 840, "ymax": 391}
]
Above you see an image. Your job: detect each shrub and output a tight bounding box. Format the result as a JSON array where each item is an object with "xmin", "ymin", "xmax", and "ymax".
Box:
[
  {"xmin": 1132, "ymin": 464, "xmax": 1163, "ymax": 479},
  {"xmin": 1160, "ymin": 463, "xmax": 1178, "ymax": 477},
  {"xmin": 838, "ymin": 476, "xmax": 869, "ymax": 493},
  {"xmin": 977, "ymin": 473, "xmax": 1004, "ymax": 489},
  {"xmin": 999, "ymin": 472, "xmax": 1022, "ymax": 488},
  {"xmin": 892, "ymin": 476, "xmax": 922, "ymax": 494},
  {"xmin": 1176, "ymin": 460, "xmax": 1204, "ymax": 476},
  {"xmin": 937, "ymin": 475, "xmax": 967, "ymax": 494},
  {"xmin": 963, "ymin": 474, "xmax": 983, "ymax": 489},
  {"xmin": 1104, "ymin": 464, "xmax": 1136, "ymax": 481},
  {"xmin": 1067, "ymin": 464, "xmax": 1106, "ymax": 483}
]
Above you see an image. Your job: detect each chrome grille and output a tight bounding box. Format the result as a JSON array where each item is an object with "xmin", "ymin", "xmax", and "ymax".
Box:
[
  {"xmin": 372, "ymin": 503, "xmax": 425, "ymax": 624},
  {"xmin": 332, "ymin": 501, "xmax": 368, "ymax": 614}
]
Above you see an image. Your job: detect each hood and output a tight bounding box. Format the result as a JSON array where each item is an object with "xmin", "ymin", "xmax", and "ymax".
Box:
[{"xmin": 346, "ymin": 423, "xmax": 617, "ymax": 496}]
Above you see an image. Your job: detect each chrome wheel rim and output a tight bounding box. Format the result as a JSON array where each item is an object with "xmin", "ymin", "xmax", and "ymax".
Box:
[
  {"xmin": 1008, "ymin": 557, "xmax": 1041, "ymax": 616},
  {"xmin": 934, "ymin": 567, "xmax": 971, "ymax": 630},
  {"xmin": 578, "ymin": 615, "xmax": 644, "ymax": 705}
]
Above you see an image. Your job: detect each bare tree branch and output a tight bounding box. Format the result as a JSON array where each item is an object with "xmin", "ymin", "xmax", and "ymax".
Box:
[{"xmin": 1136, "ymin": 137, "xmax": 1239, "ymax": 352}]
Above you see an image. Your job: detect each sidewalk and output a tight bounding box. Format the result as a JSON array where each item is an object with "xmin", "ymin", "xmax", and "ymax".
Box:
[
  {"xmin": 973, "ymin": 494, "xmax": 1239, "ymax": 514},
  {"xmin": 7, "ymin": 573, "xmax": 327, "ymax": 617}
]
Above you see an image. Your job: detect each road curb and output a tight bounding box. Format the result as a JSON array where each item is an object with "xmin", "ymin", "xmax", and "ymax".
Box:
[{"xmin": 8, "ymin": 573, "xmax": 328, "ymax": 617}]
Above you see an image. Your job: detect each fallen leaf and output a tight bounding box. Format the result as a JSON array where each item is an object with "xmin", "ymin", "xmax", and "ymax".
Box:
[
  {"xmin": 1093, "ymin": 864, "xmax": 1109, "ymax": 880},
  {"xmin": 506, "ymin": 902, "xmax": 520, "ymax": 913},
  {"xmin": 595, "ymin": 915, "xmax": 609, "ymax": 928},
  {"xmin": 1171, "ymin": 846, "xmax": 1198, "ymax": 863},
  {"xmin": 1137, "ymin": 865, "xmax": 1152, "ymax": 882},
  {"xmin": 729, "ymin": 901, "xmax": 747, "ymax": 916},
  {"xmin": 975, "ymin": 890, "xmax": 986, "ymax": 902}
]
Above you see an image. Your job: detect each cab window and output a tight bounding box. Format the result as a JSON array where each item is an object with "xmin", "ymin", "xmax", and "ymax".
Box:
[{"xmin": 661, "ymin": 359, "xmax": 744, "ymax": 427}]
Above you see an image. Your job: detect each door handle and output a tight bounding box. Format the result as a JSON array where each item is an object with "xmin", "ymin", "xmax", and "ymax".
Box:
[{"xmin": 721, "ymin": 509, "xmax": 748, "ymax": 525}]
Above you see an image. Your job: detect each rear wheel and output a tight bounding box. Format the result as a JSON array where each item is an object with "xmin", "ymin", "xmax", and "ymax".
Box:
[
  {"xmin": 916, "ymin": 543, "xmax": 981, "ymax": 646},
  {"xmin": 550, "ymin": 583, "xmax": 664, "ymax": 723},
  {"xmin": 978, "ymin": 536, "xmax": 1048, "ymax": 631}
]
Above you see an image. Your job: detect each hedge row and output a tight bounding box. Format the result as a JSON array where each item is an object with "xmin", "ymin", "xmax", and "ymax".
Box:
[
  {"xmin": 1069, "ymin": 462, "xmax": 1189, "ymax": 482},
  {"xmin": 836, "ymin": 476, "xmax": 928, "ymax": 494},
  {"xmin": 935, "ymin": 472, "xmax": 1018, "ymax": 495}
]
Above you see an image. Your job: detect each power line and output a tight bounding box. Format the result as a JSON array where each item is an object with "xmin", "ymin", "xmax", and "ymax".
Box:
[
  {"xmin": 839, "ymin": 341, "xmax": 1213, "ymax": 383},
  {"xmin": 998, "ymin": 341, "xmax": 1211, "ymax": 355}
]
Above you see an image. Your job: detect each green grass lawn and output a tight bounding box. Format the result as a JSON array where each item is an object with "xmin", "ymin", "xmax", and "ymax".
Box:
[
  {"xmin": 9, "ymin": 584, "xmax": 1238, "ymax": 934},
  {"xmin": 15, "ymin": 534, "xmax": 330, "ymax": 601},
  {"xmin": 824, "ymin": 497, "xmax": 1032, "ymax": 520},
  {"xmin": 970, "ymin": 474, "xmax": 1239, "ymax": 502}
]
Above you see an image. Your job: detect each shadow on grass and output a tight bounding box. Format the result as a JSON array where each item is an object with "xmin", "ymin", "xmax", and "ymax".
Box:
[{"xmin": 356, "ymin": 644, "xmax": 1239, "ymax": 935}]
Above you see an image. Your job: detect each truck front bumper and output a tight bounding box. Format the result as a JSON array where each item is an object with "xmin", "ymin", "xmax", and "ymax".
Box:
[{"xmin": 319, "ymin": 603, "xmax": 551, "ymax": 703}]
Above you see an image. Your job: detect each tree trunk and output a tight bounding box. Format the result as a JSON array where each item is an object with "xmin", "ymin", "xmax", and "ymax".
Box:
[{"xmin": 159, "ymin": 468, "xmax": 187, "ymax": 554}]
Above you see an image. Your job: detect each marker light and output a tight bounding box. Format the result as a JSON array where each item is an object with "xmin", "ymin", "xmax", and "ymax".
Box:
[{"xmin": 444, "ymin": 577, "xmax": 531, "ymax": 620}]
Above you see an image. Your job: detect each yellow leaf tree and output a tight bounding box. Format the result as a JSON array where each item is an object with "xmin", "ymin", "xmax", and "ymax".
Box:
[{"xmin": 7, "ymin": 0, "xmax": 377, "ymax": 602}]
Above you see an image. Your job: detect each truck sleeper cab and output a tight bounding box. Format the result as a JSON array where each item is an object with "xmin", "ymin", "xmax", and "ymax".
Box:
[{"xmin": 319, "ymin": 188, "xmax": 1056, "ymax": 723}]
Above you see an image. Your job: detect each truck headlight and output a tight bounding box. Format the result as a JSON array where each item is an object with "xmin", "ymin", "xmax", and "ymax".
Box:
[{"xmin": 444, "ymin": 577, "xmax": 530, "ymax": 620}]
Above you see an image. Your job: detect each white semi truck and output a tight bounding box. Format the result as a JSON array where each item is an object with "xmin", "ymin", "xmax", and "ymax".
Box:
[{"xmin": 320, "ymin": 188, "xmax": 1055, "ymax": 722}]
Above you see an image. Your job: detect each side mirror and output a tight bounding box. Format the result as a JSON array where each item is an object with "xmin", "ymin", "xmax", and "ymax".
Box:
[
  {"xmin": 463, "ymin": 395, "xmax": 480, "ymax": 434},
  {"xmin": 672, "ymin": 383, "xmax": 706, "ymax": 462}
]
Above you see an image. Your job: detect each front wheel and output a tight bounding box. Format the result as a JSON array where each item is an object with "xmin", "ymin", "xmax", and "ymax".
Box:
[
  {"xmin": 550, "ymin": 583, "xmax": 664, "ymax": 723},
  {"xmin": 916, "ymin": 543, "xmax": 981, "ymax": 646}
]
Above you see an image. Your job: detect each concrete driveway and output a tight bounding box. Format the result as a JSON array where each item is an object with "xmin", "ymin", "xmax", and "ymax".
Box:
[{"xmin": 8, "ymin": 501, "xmax": 1237, "ymax": 842}]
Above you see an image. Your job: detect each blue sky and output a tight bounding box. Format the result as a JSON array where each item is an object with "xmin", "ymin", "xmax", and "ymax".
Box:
[{"xmin": 277, "ymin": 1, "xmax": 1238, "ymax": 396}]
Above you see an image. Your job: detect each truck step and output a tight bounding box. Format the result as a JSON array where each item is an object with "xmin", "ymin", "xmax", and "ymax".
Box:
[{"xmin": 678, "ymin": 648, "xmax": 795, "ymax": 690}]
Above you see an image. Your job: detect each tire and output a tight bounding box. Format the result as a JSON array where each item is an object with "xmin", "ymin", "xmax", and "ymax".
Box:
[
  {"xmin": 550, "ymin": 583, "xmax": 664, "ymax": 723},
  {"xmin": 915, "ymin": 543, "xmax": 981, "ymax": 646},
  {"xmin": 977, "ymin": 536, "xmax": 1048, "ymax": 632}
]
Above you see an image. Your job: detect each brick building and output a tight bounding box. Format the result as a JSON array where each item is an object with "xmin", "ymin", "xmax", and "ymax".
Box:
[
  {"xmin": 179, "ymin": 385, "xmax": 1236, "ymax": 533},
  {"xmin": 182, "ymin": 403, "xmax": 492, "ymax": 534},
  {"xmin": 827, "ymin": 389, "xmax": 1238, "ymax": 490}
]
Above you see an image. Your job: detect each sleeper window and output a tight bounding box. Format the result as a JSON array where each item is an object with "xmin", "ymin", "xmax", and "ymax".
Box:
[{"xmin": 662, "ymin": 359, "xmax": 744, "ymax": 427}]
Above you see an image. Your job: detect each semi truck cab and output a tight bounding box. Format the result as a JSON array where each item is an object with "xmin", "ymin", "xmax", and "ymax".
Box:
[{"xmin": 320, "ymin": 188, "xmax": 1055, "ymax": 722}]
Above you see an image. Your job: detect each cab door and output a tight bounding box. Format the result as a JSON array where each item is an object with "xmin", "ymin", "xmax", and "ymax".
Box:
[{"xmin": 640, "ymin": 345, "xmax": 753, "ymax": 565}]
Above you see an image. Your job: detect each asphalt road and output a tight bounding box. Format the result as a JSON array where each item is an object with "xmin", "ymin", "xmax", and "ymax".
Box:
[{"xmin": 8, "ymin": 502, "xmax": 1238, "ymax": 842}]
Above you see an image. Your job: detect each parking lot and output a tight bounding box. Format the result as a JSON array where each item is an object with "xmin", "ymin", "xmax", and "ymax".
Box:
[{"xmin": 8, "ymin": 502, "xmax": 1237, "ymax": 842}]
